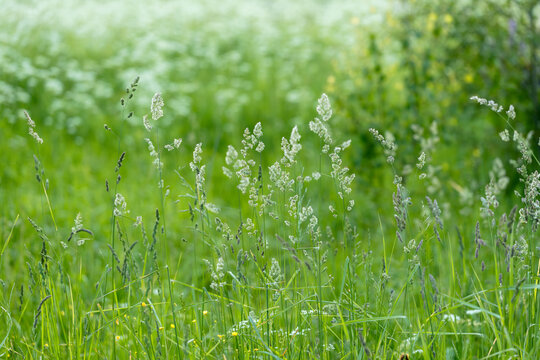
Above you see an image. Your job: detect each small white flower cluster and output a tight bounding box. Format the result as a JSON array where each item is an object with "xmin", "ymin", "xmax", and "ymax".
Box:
[
  {"xmin": 507, "ymin": 105, "xmax": 516, "ymax": 120},
  {"xmin": 309, "ymin": 93, "xmax": 333, "ymax": 149},
  {"xmin": 403, "ymin": 238, "xmax": 420, "ymax": 265},
  {"xmin": 265, "ymin": 326, "xmax": 311, "ymax": 338},
  {"xmin": 203, "ymin": 257, "xmax": 226, "ymax": 291},
  {"xmin": 470, "ymin": 96, "xmax": 515, "ymax": 119},
  {"xmin": 164, "ymin": 138, "xmax": 182, "ymax": 151},
  {"xmin": 298, "ymin": 205, "xmax": 314, "ymax": 224},
  {"xmin": 144, "ymin": 138, "xmax": 162, "ymax": 169},
  {"xmin": 24, "ymin": 111, "xmax": 43, "ymax": 144},
  {"xmin": 151, "ymin": 92, "xmax": 164, "ymax": 121},
  {"xmin": 189, "ymin": 143, "xmax": 206, "ymax": 202},
  {"xmin": 190, "ymin": 143, "xmax": 203, "ymax": 172},
  {"xmin": 442, "ymin": 314, "xmax": 462, "ymax": 322},
  {"xmin": 512, "ymin": 130, "xmax": 533, "ymax": 165},
  {"xmin": 369, "ymin": 128, "xmax": 396, "ymax": 164},
  {"xmin": 268, "ymin": 258, "xmax": 283, "ymax": 286},
  {"xmin": 230, "ymin": 312, "xmax": 259, "ymax": 334},
  {"xmin": 289, "ymin": 327, "xmax": 310, "ymax": 337},
  {"xmin": 329, "ymin": 140, "xmax": 355, "ymax": 199},
  {"xmin": 268, "ymin": 162, "xmax": 294, "ymax": 192},
  {"xmin": 323, "ymin": 343, "xmax": 335, "ymax": 351},
  {"xmin": 300, "ymin": 309, "xmax": 319, "ymax": 316},
  {"xmin": 68, "ymin": 212, "xmax": 87, "ymax": 246},
  {"xmin": 287, "ymin": 195, "xmax": 299, "ymax": 219},
  {"xmin": 519, "ymin": 170, "xmax": 540, "ymax": 230},
  {"xmin": 143, "ymin": 115, "xmax": 152, "ymax": 132},
  {"xmin": 205, "ymin": 203, "xmax": 220, "ymax": 214},
  {"xmin": 71, "ymin": 212, "xmax": 83, "ymax": 234},
  {"xmin": 222, "ymin": 123, "xmax": 264, "ymax": 194},
  {"xmin": 281, "ymin": 126, "xmax": 302, "ymax": 167},
  {"xmin": 416, "ymin": 152, "xmax": 426, "ymax": 169},
  {"xmin": 133, "ymin": 216, "xmax": 143, "ymax": 227},
  {"xmin": 244, "ymin": 217, "xmax": 256, "ymax": 237},
  {"xmin": 114, "ymin": 193, "xmax": 128, "ymax": 217},
  {"xmin": 480, "ymin": 158, "xmax": 510, "ymax": 221},
  {"xmin": 215, "ymin": 218, "xmax": 233, "ymax": 241},
  {"xmin": 310, "ymin": 95, "xmax": 355, "ymax": 201},
  {"xmin": 411, "ymin": 122, "xmax": 440, "ymax": 184}
]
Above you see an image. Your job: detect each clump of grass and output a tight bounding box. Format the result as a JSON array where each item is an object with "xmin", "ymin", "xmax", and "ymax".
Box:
[{"xmin": 1, "ymin": 81, "xmax": 540, "ymax": 359}]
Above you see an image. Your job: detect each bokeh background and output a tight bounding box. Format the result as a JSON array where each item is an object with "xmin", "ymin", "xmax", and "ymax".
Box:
[{"xmin": 1, "ymin": 0, "xmax": 539, "ymax": 273}]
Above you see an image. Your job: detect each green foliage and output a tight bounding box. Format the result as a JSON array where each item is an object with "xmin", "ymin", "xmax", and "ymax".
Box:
[{"xmin": 1, "ymin": 0, "xmax": 540, "ymax": 359}]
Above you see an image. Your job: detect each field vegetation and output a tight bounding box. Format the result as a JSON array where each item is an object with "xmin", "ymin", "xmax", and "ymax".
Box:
[{"xmin": 1, "ymin": 0, "xmax": 539, "ymax": 359}]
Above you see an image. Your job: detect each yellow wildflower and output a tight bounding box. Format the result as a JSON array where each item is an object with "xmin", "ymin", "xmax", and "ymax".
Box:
[{"xmin": 443, "ymin": 14, "xmax": 453, "ymax": 24}]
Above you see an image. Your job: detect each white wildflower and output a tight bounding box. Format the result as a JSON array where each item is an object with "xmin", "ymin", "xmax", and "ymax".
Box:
[
  {"xmin": 417, "ymin": 152, "xmax": 426, "ymax": 169},
  {"xmin": 471, "ymin": 96, "xmax": 514, "ymax": 118},
  {"xmin": 71, "ymin": 212, "xmax": 83, "ymax": 233},
  {"xmin": 190, "ymin": 143, "xmax": 203, "ymax": 172},
  {"xmin": 225, "ymin": 145, "xmax": 238, "ymax": 166},
  {"xmin": 322, "ymin": 144, "xmax": 330, "ymax": 153},
  {"xmin": 253, "ymin": 122, "xmax": 263, "ymax": 138},
  {"xmin": 255, "ymin": 142, "xmax": 265, "ymax": 152},
  {"xmin": 205, "ymin": 203, "xmax": 220, "ymax": 214},
  {"xmin": 281, "ymin": 126, "xmax": 302, "ymax": 166},
  {"xmin": 269, "ymin": 258, "xmax": 283, "ymax": 284},
  {"xmin": 151, "ymin": 93, "xmax": 164, "ymax": 121},
  {"xmin": 144, "ymin": 138, "xmax": 162, "ymax": 168},
  {"xmin": 308, "ymin": 215, "xmax": 318, "ymax": 233},
  {"xmin": 134, "ymin": 216, "xmax": 143, "ymax": 227},
  {"xmin": 370, "ymin": 128, "xmax": 396, "ymax": 163},
  {"xmin": 114, "ymin": 193, "xmax": 128, "ymax": 217},
  {"xmin": 164, "ymin": 138, "xmax": 182, "ymax": 151},
  {"xmin": 506, "ymin": 105, "xmax": 516, "ymax": 120},
  {"xmin": 442, "ymin": 314, "xmax": 461, "ymax": 322},
  {"xmin": 143, "ymin": 115, "xmax": 152, "ymax": 131},
  {"xmin": 222, "ymin": 166, "xmax": 233, "ymax": 178},
  {"xmin": 204, "ymin": 257, "xmax": 226, "ymax": 291},
  {"xmin": 316, "ymin": 93, "xmax": 332, "ymax": 122},
  {"xmin": 24, "ymin": 111, "xmax": 43, "ymax": 144}
]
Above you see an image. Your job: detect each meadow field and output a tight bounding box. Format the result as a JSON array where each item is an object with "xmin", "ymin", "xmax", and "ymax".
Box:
[{"xmin": 1, "ymin": 0, "xmax": 539, "ymax": 358}]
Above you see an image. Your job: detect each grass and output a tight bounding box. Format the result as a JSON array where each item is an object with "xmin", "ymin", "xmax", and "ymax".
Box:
[
  {"xmin": 1, "ymin": 0, "xmax": 540, "ymax": 359},
  {"xmin": 1, "ymin": 88, "xmax": 539, "ymax": 359}
]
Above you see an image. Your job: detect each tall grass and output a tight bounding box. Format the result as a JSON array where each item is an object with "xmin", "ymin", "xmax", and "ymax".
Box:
[
  {"xmin": 1, "ymin": 1, "xmax": 540, "ymax": 359},
  {"xmin": 1, "ymin": 85, "xmax": 539, "ymax": 359}
]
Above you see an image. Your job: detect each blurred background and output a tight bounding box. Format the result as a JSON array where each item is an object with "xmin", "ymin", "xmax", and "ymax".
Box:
[{"xmin": 1, "ymin": 0, "xmax": 539, "ymax": 239}]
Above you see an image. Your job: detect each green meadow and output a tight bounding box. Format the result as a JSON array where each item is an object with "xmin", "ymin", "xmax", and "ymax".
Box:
[{"xmin": 1, "ymin": 0, "xmax": 539, "ymax": 358}]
